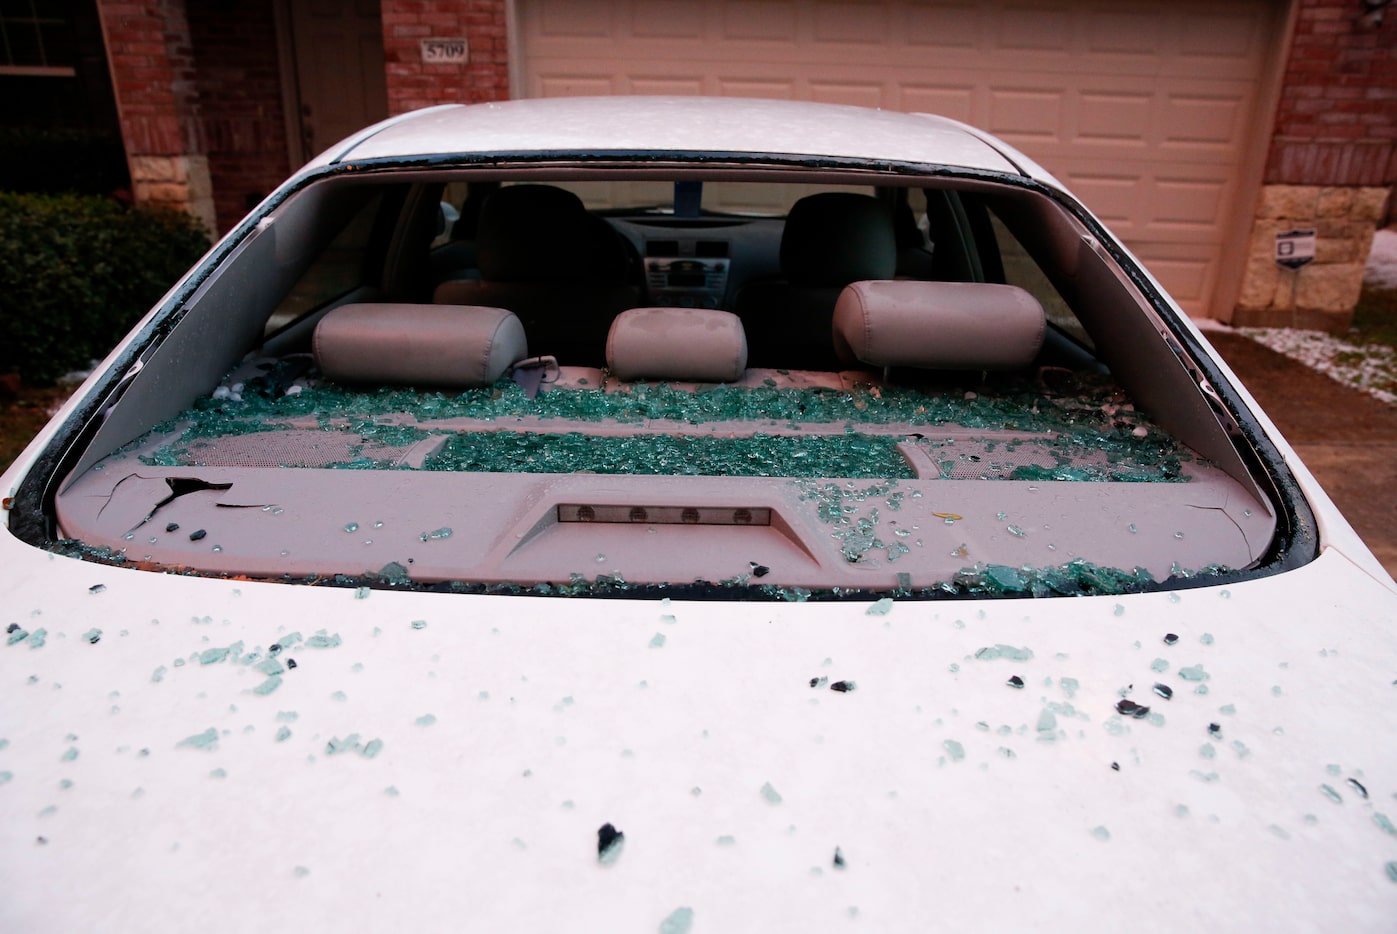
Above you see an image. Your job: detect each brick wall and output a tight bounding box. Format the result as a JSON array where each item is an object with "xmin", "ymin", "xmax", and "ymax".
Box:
[
  {"xmin": 381, "ymin": 0, "xmax": 510, "ymax": 114},
  {"xmin": 186, "ymin": 0, "xmax": 289, "ymax": 233},
  {"xmin": 99, "ymin": 0, "xmax": 204, "ymax": 155},
  {"xmin": 97, "ymin": 0, "xmax": 215, "ymax": 233},
  {"xmin": 1266, "ymin": 0, "xmax": 1396, "ymax": 187}
]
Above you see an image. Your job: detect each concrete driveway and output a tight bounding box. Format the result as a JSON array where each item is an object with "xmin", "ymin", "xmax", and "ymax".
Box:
[{"xmin": 1207, "ymin": 330, "xmax": 1397, "ymax": 578}]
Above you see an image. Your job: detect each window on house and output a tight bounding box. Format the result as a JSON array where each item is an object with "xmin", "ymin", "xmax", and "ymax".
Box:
[{"xmin": 0, "ymin": 1, "xmax": 75, "ymax": 75}]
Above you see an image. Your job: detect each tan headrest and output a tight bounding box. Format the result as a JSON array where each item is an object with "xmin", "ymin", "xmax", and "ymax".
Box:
[
  {"xmin": 606, "ymin": 307, "xmax": 747, "ymax": 382},
  {"xmin": 833, "ymin": 281, "xmax": 1045, "ymax": 370},
  {"xmin": 313, "ymin": 303, "xmax": 527, "ymax": 388}
]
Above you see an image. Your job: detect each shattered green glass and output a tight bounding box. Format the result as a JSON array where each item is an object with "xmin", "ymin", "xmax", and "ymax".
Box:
[
  {"xmin": 424, "ymin": 431, "xmax": 913, "ymax": 478},
  {"xmin": 132, "ymin": 372, "xmax": 1195, "ymax": 483}
]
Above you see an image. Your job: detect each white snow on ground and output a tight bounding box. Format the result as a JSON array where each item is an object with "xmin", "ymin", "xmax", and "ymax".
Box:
[
  {"xmin": 1235, "ymin": 226, "xmax": 1397, "ymax": 406},
  {"xmin": 1239, "ymin": 327, "xmax": 1397, "ymax": 404}
]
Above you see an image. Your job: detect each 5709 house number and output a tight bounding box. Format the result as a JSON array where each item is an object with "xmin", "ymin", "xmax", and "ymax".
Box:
[{"xmin": 420, "ymin": 38, "xmax": 468, "ymax": 64}]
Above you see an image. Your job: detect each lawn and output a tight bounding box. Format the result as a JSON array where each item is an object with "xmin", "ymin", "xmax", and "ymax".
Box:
[
  {"xmin": 1351, "ymin": 282, "xmax": 1397, "ymax": 349},
  {"xmin": 1241, "ymin": 280, "xmax": 1397, "ymax": 405}
]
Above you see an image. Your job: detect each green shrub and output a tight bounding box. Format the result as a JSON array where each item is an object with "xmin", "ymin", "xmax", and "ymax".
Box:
[{"xmin": 0, "ymin": 192, "xmax": 210, "ymax": 385}]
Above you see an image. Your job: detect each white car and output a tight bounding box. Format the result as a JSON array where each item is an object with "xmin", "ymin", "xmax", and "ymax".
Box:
[{"xmin": 3, "ymin": 97, "xmax": 1395, "ymax": 931}]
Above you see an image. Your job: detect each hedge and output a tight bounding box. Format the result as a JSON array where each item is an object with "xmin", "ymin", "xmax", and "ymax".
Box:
[{"xmin": 0, "ymin": 192, "xmax": 210, "ymax": 385}]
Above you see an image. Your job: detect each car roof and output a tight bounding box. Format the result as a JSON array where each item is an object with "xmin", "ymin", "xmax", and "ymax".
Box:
[{"xmin": 334, "ymin": 96, "xmax": 1028, "ymax": 175}]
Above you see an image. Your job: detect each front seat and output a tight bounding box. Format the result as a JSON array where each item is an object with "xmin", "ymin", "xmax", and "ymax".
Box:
[
  {"xmin": 733, "ymin": 192, "xmax": 896, "ymax": 371},
  {"xmin": 433, "ymin": 184, "xmax": 641, "ymax": 365}
]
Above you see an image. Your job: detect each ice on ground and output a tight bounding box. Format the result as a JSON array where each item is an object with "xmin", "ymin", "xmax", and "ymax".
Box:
[{"xmin": 1242, "ymin": 328, "xmax": 1397, "ymax": 406}]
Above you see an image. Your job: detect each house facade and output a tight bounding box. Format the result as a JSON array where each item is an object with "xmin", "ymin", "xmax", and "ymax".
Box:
[{"xmin": 4, "ymin": 0, "xmax": 1394, "ymax": 327}]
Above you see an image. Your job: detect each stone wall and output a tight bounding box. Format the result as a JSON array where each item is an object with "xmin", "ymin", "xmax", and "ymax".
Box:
[{"xmin": 1234, "ymin": 185, "xmax": 1389, "ymax": 330}]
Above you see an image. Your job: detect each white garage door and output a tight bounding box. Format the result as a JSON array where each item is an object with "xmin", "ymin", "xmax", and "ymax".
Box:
[{"xmin": 516, "ymin": 0, "xmax": 1287, "ymax": 318}]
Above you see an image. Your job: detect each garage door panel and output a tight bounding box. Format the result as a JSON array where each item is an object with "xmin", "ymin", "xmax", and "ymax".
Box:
[
  {"xmin": 528, "ymin": 1, "xmax": 1267, "ymax": 78},
  {"xmin": 714, "ymin": 77, "xmax": 796, "ymax": 100},
  {"xmin": 535, "ymin": 0, "xmax": 611, "ymax": 38},
  {"xmin": 809, "ymin": 80, "xmax": 885, "ymax": 109},
  {"xmin": 813, "ymin": 0, "xmax": 886, "ymax": 43},
  {"xmin": 905, "ymin": 3, "xmax": 981, "ymax": 48},
  {"xmin": 1180, "ymin": 11, "xmax": 1268, "ymax": 60},
  {"xmin": 629, "ymin": 76, "xmax": 706, "ymax": 97},
  {"xmin": 1151, "ymin": 177, "xmax": 1232, "ymax": 231},
  {"xmin": 900, "ymin": 85, "xmax": 976, "ymax": 123},
  {"xmin": 996, "ymin": 5, "xmax": 1076, "ymax": 52},
  {"xmin": 1085, "ymin": 10, "xmax": 1159, "ymax": 55},
  {"xmin": 720, "ymin": 1, "xmax": 800, "ymax": 42},
  {"xmin": 518, "ymin": 0, "xmax": 1282, "ymax": 317},
  {"xmin": 987, "ymin": 87, "xmax": 1067, "ymax": 144},
  {"xmin": 1160, "ymin": 94, "xmax": 1249, "ymax": 151},
  {"xmin": 535, "ymin": 74, "xmax": 615, "ymax": 98},
  {"xmin": 1075, "ymin": 91, "xmax": 1153, "ymax": 146},
  {"xmin": 632, "ymin": 0, "xmax": 704, "ymax": 38},
  {"xmin": 1063, "ymin": 163, "xmax": 1236, "ymax": 239},
  {"xmin": 1062, "ymin": 173, "xmax": 1141, "ymax": 228},
  {"xmin": 1131, "ymin": 245, "xmax": 1220, "ymax": 307}
]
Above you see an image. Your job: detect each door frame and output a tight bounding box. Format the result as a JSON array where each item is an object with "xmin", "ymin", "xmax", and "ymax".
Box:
[{"xmin": 273, "ymin": 1, "xmax": 309, "ymax": 168}]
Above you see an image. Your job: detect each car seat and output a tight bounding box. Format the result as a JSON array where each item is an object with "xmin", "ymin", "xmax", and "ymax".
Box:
[
  {"xmin": 733, "ymin": 192, "xmax": 896, "ymax": 371},
  {"xmin": 433, "ymin": 184, "xmax": 641, "ymax": 365}
]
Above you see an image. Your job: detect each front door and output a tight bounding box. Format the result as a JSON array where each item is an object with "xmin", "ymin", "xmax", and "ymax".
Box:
[{"xmin": 287, "ymin": 0, "xmax": 389, "ymax": 164}]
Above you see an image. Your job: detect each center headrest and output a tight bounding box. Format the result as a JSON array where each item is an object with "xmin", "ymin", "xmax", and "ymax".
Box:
[
  {"xmin": 313, "ymin": 303, "xmax": 527, "ymax": 388},
  {"xmin": 780, "ymin": 192, "xmax": 897, "ymax": 287},
  {"xmin": 832, "ymin": 280, "xmax": 1046, "ymax": 370},
  {"xmin": 606, "ymin": 307, "xmax": 748, "ymax": 382}
]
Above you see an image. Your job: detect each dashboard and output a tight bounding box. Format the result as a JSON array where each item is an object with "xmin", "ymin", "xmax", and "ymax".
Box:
[{"xmin": 606, "ymin": 216, "xmax": 784, "ymax": 310}]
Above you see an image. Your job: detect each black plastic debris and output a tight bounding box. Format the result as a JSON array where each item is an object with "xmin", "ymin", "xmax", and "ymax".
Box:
[
  {"xmin": 269, "ymin": 643, "xmax": 282, "ymax": 655},
  {"xmin": 88, "ymin": 584, "xmax": 105, "ymax": 594},
  {"xmin": 750, "ymin": 563, "xmax": 770, "ymax": 578},
  {"xmin": 5, "ymin": 623, "xmax": 16, "ymax": 634},
  {"xmin": 189, "ymin": 529, "xmax": 207, "ymax": 542},
  {"xmin": 833, "ymin": 846, "xmax": 846, "ymax": 869},
  {"xmin": 165, "ymin": 522, "xmax": 179, "ymax": 533},
  {"xmin": 1115, "ymin": 699, "xmax": 1150, "ymax": 718},
  {"xmin": 1207, "ymin": 723, "xmax": 1222, "ymax": 737},
  {"xmin": 1110, "ymin": 762, "xmax": 1121, "ymax": 771},
  {"xmin": 85, "ymin": 630, "xmax": 101, "ymax": 645},
  {"xmin": 1007, "ymin": 675, "xmax": 1025, "ymax": 689},
  {"xmin": 147, "ymin": 478, "xmax": 232, "ymax": 522},
  {"xmin": 286, "ymin": 658, "xmax": 297, "ymax": 670},
  {"xmin": 1153, "ymin": 683, "xmax": 1174, "ymax": 700},
  {"xmin": 830, "ymin": 680, "xmax": 856, "ymax": 693},
  {"xmin": 1348, "ymin": 778, "xmax": 1369, "ymax": 799},
  {"xmin": 810, "ymin": 676, "xmax": 827, "ymax": 688},
  {"xmin": 597, "ymin": 823, "xmax": 625, "ymax": 864},
  {"xmin": 1163, "ymin": 633, "xmax": 1179, "ymax": 646}
]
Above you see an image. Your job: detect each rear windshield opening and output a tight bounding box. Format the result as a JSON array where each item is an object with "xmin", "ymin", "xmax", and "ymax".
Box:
[{"xmin": 43, "ymin": 172, "xmax": 1279, "ymax": 599}]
